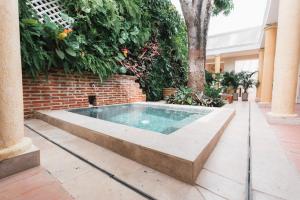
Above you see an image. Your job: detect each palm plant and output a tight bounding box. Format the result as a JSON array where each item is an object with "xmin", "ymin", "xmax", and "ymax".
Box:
[
  {"xmin": 238, "ymin": 71, "xmax": 257, "ymax": 101},
  {"xmin": 221, "ymin": 71, "xmax": 235, "ymax": 94},
  {"xmin": 232, "ymin": 73, "xmax": 240, "ymax": 100},
  {"xmin": 221, "ymin": 71, "xmax": 240, "ymax": 100}
]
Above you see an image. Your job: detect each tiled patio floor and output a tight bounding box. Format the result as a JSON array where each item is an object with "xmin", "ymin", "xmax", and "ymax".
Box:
[
  {"xmin": 0, "ymin": 167, "xmax": 73, "ymax": 200},
  {"xmin": 260, "ymin": 104, "xmax": 300, "ymax": 172}
]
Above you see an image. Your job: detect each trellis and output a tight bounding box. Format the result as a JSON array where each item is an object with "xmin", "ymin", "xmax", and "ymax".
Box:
[{"xmin": 28, "ymin": 0, "xmax": 73, "ymax": 28}]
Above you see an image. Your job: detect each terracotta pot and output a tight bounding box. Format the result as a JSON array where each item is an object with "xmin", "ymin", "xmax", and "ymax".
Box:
[
  {"xmin": 227, "ymin": 95, "xmax": 233, "ymax": 104},
  {"xmin": 163, "ymin": 88, "xmax": 177, "ymax": 100},
  {"xmin": 233, "ymin": 93, "xmax": 239, "ymax": 101},
  {"xmin": 242, "ymin": 92, "xmax": 248, "ymax": 101}
]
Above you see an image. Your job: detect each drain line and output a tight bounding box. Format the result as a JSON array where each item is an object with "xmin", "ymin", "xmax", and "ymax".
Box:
[
  {"xmin": 25, "ymin": 124, "xmax": 157, "ymax": 200},
  {"xmin": 246, "ymin": 102, "xmax": 252, "ymax": 200}
]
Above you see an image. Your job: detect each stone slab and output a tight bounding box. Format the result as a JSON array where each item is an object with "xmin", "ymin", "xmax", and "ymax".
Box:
[
  {"xmin": 203, "ymin": 102, "xmax": 249, "ymax": 185},
  {"xmin": 0, "ymin": 145, "xmax": 40, "ymax": 179},
  {"xmin": 24, "ymin": 128, "xmax": 146, "ymax": 200},
  {"xmin": 196, "ymin": 169, "xmax": 246, "ymax": 200},
  {"xmin": 253, "ymin": 190, "xmax": 286, "ymax": 200}
]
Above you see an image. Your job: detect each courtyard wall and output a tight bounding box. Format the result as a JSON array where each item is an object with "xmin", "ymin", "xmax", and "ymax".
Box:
[{"xmin": 22, "ymin": 70, "xmax": 146, "ymax": 118}]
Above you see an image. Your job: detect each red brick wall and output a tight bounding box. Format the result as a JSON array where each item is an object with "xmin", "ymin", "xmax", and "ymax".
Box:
[{"xmin": 22, "ymin": 70, "xmax": 146, "ymax": 118}]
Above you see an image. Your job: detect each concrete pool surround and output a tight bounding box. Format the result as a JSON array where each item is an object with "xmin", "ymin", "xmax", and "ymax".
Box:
[{"xmin": 35, "ymin": 102, "xmax": 235, "ymax": 184}]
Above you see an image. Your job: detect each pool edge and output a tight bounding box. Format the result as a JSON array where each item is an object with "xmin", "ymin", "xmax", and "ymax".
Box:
[{"xmin": 34, "ymin": 106, "xmax": 235, "ymax": 184}]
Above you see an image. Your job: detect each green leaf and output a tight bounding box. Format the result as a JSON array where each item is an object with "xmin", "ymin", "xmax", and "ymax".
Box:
[
  {"xmin": 118, "ymin": 38, "xmax": 125, "ymax": 44},
  {"xmin": 66, "ymin": 48, "xmax": 77, "ymax": 57},
  {"xmin": 187, "ymin": 97, "xmax": 193, "ymax": 105},
  {"xmin": 55, "ymin": 49, "xmax": 65, "ymax": 60},
  {"xmin": 115, "ymin": 53, "xmax": 125, "ymax": 61},
  {"xmin": 119, "ymin": 67, "xmax": 127, "ymax": 74}
]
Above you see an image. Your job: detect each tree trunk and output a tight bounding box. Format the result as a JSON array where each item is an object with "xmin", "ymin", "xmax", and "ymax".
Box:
[{"xmin": 180, "ymin": 0, "xmax": 213, "ymax": 92}]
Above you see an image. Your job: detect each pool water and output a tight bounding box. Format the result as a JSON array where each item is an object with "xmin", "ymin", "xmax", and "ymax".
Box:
[{"xmin": 69, "ymin": 104, "xmax": 211, "ymax": 134}]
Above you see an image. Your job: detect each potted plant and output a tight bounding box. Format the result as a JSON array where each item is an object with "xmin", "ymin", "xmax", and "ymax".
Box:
[
  {"xmin": 227, "ymin": 95, "xmax": 233, "ymax": 104},
  {"xmin": 232, "ymin": 73, "xmax": 240, "ymax": 101},
  {"xmin": 163, "ymin": 87, "xmax": 177, "ymax": 100},
  {"xmin": 239, "ymin": 71, "xmax": 256, "ymax": 101},
  {"xmin": 221, "ymin": 71, "xmax": 235, "ymax": 94},
  {"xmin": 221, "ymin": 71, "xmax": 241, "ymax": 101}
]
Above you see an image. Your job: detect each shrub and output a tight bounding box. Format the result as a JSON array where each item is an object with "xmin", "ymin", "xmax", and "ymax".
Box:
[
  {"xmin": 221, "ymin": 71, "xmax": 240, "ymax": 93},
  {"xmin": 167, "ymin": 87, "xmax": 197, "ymax": 105},
  {"xmin": 167, "ymin": 85, "xmax": 224, "ymax": 107},
  {"xmin": 205, "ymin": 70, "xmax": 214, "ymax": 86},
  {"xmin": 199, "ymin": 85, "xmax": 225, "ymax": 107}
]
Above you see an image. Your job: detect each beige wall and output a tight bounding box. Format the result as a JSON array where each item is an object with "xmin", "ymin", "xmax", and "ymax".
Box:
[
  {"xmin": 223, "ymin": 58, "xmax": 235, "ymax": 72},
  {"xmin": 207, "ymin": 54, "xmax": 258, "ymax": 73}
]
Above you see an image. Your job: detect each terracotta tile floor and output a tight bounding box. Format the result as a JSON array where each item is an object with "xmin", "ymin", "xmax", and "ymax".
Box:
[
  {"xmin": 0, "ymin": 167, "xmax": 73, "ymax": 200},
  {"xmin": 260, "ymin": 104, "xmax": 300, "ymax": 172}
]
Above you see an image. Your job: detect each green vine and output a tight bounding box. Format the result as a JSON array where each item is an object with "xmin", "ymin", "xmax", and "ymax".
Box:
[{"xmin": 19, "ymin": 0, "xmax": 188, "ymax": 100}]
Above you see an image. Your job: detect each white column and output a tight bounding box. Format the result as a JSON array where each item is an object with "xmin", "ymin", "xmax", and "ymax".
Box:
[
  {"xmin": 0, "ymin": 0, "xmax": 32, "ymax": 161},
  {"xmin": 256, "ymin": 49, "xmax": 265, "ymax": 101},
  {"xmin": 270, "ymin": 0, "xmax": 300, "ymax": 116},
  {"xmin": 260, "ymin": 24, "xmax": 277, "ymax": 103}
]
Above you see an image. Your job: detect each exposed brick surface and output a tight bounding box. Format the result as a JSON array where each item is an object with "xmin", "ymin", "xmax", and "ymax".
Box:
[{"xmin": 22, "ymin": 70, "xmax": 146, "ymax": 118}]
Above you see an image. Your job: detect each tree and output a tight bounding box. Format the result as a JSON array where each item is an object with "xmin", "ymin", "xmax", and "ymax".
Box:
[{"xmin": 179, "ymin": 0, "xmax": 233, "ymax": 92}]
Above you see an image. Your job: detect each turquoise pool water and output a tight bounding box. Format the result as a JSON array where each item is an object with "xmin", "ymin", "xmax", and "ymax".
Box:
[{"xmin": 69, "ymin": 104, "xmax": 211, "ymax": 134}]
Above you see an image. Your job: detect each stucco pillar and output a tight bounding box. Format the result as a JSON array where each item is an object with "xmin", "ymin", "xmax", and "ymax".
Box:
[
  {"xmin": 0, "ymin": 0, "xmax": 32, "ymax": 161},
  {"xmin": 260, "ymin": 24, "xmax": 277, "ymax": 103},
  {"xmin": 297, "ymin": 66, "xmax": 300, "ymax": 104},
  {"xmin": 256, "ymin": 49, "xmax": 265, "ymax": 100},
  {"xmin": 214, "ymin": 56, "xmax": 221, "ymax": 73},
  {"xmin": 270, "ymin": 0, "xmax": 300, "ymax": 117}
]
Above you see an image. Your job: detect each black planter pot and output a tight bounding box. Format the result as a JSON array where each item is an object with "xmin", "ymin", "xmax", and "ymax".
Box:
[
  {"xmin": 233, "ymin": 93, "xmax": 239, "ymax": 101},
  {"xmin": 242, "ymin": 92, "xmax": 248, "ymax": 101}
]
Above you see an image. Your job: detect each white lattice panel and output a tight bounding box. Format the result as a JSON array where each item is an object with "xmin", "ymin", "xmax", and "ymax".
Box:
[{"xmin": 28, "ymin": 0, "xmax": 73, "ymax": 28}]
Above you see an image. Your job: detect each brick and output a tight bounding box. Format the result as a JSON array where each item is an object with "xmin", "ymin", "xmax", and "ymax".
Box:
[{"xmin": 23, "ymin": 70, "xmax": 145, "ymax": 118}]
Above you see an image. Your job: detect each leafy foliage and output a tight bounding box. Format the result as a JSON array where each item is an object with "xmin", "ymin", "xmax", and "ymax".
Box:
[
  {"xmin": 205, "ymin": 70, "xmax": 214, "ymax": 86},
  {"xmin": 213, "ymin": 0, "xmax": 234, "ymax": 16},
  {"xmin": 203, "ymin": 85, "xmax": 222, "ymax": 99},
  {"xmin": 167, "ymin": 87, "xmax": 196, "ymax": 105},
  {"xmin": 19, "ymin": 2, "xmax": 51, "ymax": 78},
  {"xmin": 239, "ymin": 71, "xmax": 257, "ymax": 93},
  {"xmin": 167, "ymin": 85, "xmax": 224, "ymax": 107},
  {"xmin": 119, "ymin": 0, "xmax": 188, "ymax": 100},
  {"xmin": 196, "ymin": 85, "xmax": 224, "ymax": 107},
  {"xmin": 221, "ymin": 71, "xmax": 240, "ymax": 92},
  {"xmin": 20, "ymin": 0, "xmax": 188, "ymax": 100}
]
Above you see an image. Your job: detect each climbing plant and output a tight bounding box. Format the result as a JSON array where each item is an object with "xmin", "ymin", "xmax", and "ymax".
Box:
[{"xmin": 19, "ymin": 0, "xmax": 188, "ymax": 100}]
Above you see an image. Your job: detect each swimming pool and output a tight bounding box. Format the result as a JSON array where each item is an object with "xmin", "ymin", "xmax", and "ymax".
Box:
[{"xmin": 69, "ymin": 104, "xmax": 211, "ymax": 134}]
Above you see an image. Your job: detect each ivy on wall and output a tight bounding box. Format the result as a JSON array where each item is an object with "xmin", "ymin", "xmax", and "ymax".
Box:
[{"xmin": 19, "ymin": 0, "xmax": 188, "ymax": 100}]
